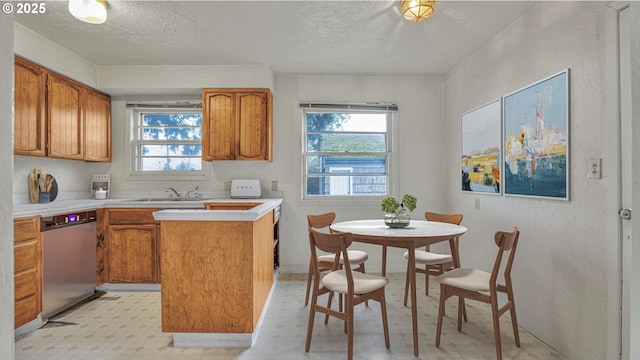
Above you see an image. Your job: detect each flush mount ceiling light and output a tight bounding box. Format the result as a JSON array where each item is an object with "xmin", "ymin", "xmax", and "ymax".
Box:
[
  {"xmin": 68, "ymin": 0, "xmax": 107, "ymax": 24},
  {"xmin": 401, "ymin": 0, "xmax": 435, "ymax": 22}
]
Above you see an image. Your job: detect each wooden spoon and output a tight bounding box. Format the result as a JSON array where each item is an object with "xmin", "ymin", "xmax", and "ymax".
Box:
[{"xmin": 46, "ymin": 174, "xmax": 53, "ymax": 192}]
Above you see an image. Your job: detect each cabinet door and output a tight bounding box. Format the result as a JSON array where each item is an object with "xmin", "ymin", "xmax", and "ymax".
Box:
[
  {"xmin": 236, "ymin": 91, "xmax": 269, "ymax": 160},
  {"xmin": 108, "ymin": 225, "xmax": 158, "ymax": 283},
  {"xmin": 83, "ymin": 88, "xmax": 112, "ymax": 162},
  {"xmin": 202, "ymin": 91, "xmax": 235, "ymax": 161},
  {"xmin": 14, "ymin": 57, "xmax": 46, "ymax": 156},
  {"xmin": 14, "ymin": 216, "xmax": 41, "ymax": 328},
  {"xmin": 47, "ymin": 72, "xmax": 84, "ymax": 160}
]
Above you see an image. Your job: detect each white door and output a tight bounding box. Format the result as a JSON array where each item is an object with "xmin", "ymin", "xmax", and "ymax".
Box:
[
  {"xmin": 329, "ymin": 167, "xmax": 352, "ymax": 195},
  {"xmin": 619, "ymin": 6, "xmax": 635, "ymax": 360}
]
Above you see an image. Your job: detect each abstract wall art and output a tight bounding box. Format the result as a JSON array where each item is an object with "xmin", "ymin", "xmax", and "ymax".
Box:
[
  {"xmin": 461, "ymin": 99, "xmax": 501, "ymax": 194},
  {"xmin": 503, "ymin": 69, "xmax": 570, "ymax": 200}
]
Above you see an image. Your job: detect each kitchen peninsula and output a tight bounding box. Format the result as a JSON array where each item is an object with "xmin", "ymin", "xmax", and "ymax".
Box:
[{"xmin": 152, "ymin": 199, "xmax": 282, "ymax": 348}]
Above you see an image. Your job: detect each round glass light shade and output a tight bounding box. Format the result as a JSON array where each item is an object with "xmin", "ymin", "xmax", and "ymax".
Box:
[
  {"xmin": 69, "ymin": 0, "xmax": 107, "ymax": 24},
  {"xmin": 401, "ymin": 0, "xmax": 435, "ymax": 22}
]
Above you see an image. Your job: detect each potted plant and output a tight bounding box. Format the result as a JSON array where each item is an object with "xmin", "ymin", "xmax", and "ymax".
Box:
[{"xmin": 381, "ymin": 194, "xmax": 417, "ymax": 228}]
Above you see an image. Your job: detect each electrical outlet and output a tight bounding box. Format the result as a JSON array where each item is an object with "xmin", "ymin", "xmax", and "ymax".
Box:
[
  {"xmin": 271, "ymin": 181, "xmax": 278, "ymax": 191},
  {"xmin": 587, "ymin": 158, "xmax": 602, "ymax": 179},
  {"xmin": 475, "ymin": 197, "xmax": 480, "ymax": 210}
]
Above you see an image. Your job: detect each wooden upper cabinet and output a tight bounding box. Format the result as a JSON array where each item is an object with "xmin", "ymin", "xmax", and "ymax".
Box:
[
  {"xmin": 202, "ymin": 91, "xmax": 235, "ymax": 160},
  {"xmin": 13, "ymin": 56, "xmax": 112, "ymax": 162},
  {"xmin": 236, "ymin": 92, "xmax": 269, "ymax": 160},
  {"xmin": 202, "ymin": 88, "xmax": 273, "ymax": 161},
  {"xmin": 14, "ymin": 57, "xmax": 46, "ymax": 157},
  {"xmin": 84, "ymin": 88, "xmax": 112, "ymax": 162},
  {"xmin": 47, "ymin": 72, "xmax": 84, "ymax": 160}
]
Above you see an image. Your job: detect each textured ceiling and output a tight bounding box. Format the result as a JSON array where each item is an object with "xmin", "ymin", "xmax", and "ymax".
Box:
[{"xmin": 15, "ymin": 1, "xmax": 537, "ymax": 76}]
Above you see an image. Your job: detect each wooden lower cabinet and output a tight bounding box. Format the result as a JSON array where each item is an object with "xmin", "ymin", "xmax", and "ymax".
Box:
[
  {"xmin": 108, "ymin": 225, "xmax": 158, "ymax": 283},
  {"xmin": 160, "ymin": 211, "xmax": 275, "ymax": 333},
  {"xmin": 104, "ymin": 209, "xmax": 160, "ymax": 284},
  {"xmin": 14, "ymin": 216, "xmax": 41, "ymax": 328}
]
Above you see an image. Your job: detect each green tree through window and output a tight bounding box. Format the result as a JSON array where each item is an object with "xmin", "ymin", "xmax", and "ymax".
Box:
[{"xmin": 133, "ymin": 110, "xmax": 203, "ymax": 172}]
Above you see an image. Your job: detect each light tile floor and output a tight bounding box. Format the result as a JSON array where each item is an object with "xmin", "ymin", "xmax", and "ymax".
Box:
[{"xmin": 16, "ymin": 273, "xmax": 569, "ymax": 360}]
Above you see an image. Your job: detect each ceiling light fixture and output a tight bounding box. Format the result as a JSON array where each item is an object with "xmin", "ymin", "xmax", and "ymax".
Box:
[
  {"xmin": 68, "ymin": 0, "xmax": 107, "ymax": 24},
  {"xmin": 401, "ymin": 0, "xmax": 435, "ymax": 22}
]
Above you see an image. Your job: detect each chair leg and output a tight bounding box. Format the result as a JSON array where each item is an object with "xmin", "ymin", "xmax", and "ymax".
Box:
[
  {"xmin": 490, "ymin": 297, "xmax": 503, "ymax": 360},
  {"xmin": 347, "ymin": 299, "xmax": 355, "ymax": 360},
  {"xmin": 324, "ymin": 292, "xmax": 334, "ymax": 325},
  {"xmin": 435, "ymin": 284, "xmax": 447, "ymax": 348},
  {"xmin": 457, "ymin": 296, "xmax": 464, "ymax": 331},
  {"xmin": 509, "ymin": 301, "xmax": 521, "ymax": 347},
  {"xmin": 304, "ymin": 259, "xmax": 313, "ymax": 306},
  {"xmin": 359, "ymin": 263, "xmax": 369, "ymax": 307},
  {"xmin": 425, "ymin": 265, "xmax": 430, "ymax": 296},
  {"xmin": 305, "ymin": 299, "xmax": 317, "ymax": 352},
  {"xmin": 462, "ymin": 298, "xmax": 468, "ymax": 322},
  {"xmin": 380, "ymin": 293, "xmax": 390, "ymax": 348},
  {"xmin": 403, "ymin": 261, "xmax": 411, "ymax": 306}
]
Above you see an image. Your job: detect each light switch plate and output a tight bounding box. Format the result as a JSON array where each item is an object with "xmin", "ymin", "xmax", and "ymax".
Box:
[{"xmin": 587, "ymin": 158, "xmax": 602, "ymax": 179}]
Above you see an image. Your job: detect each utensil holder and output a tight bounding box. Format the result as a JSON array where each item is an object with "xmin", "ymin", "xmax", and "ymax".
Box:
[{"xmin": 39, "ymin": 192, "xmax": 50, "ymax": 204}]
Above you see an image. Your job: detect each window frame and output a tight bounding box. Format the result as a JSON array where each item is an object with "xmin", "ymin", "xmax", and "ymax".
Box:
[
  {"xmin": 301, "ymin": 104, "xmax": 397, "ymax": 201},
  {"xmin": 125, "ymin": 104, "xmax": 210, "ymax": 181}
]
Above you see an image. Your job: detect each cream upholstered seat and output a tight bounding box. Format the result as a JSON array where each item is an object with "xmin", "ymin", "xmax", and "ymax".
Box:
[
  {"xmin": 402, "ymin": 211, "xmax": 463, "ymax": 304},
  {"xmin": 434, "ymin": 226, "xmax": 521, "ymax": 360},
  {"xmin": 305, "ymin": 229, "xmax": 390, "ymax": 360},
  {"xmin": 304, "ymin": 212, "xmax": 368, "ymax": 306}
]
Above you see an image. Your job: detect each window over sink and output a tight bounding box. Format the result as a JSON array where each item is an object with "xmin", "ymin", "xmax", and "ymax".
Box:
[
  {"xmin": 126, "ymin": 102, "xmax": 209, "ymax": 180},
  {"xmin": 301, "ymin": 103, "xmax": 397, "ymax": 199}
]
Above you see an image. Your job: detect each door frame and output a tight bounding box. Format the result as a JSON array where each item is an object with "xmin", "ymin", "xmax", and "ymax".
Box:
[{"xmin": 605, "ymin": 2, "xmax": 631, "ymax": 359}]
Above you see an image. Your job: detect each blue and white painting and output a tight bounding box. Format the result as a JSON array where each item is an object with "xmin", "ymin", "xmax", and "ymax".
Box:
[{"xmin": 503, "ymin": 70, "xmax": 569, "ymax": 200}]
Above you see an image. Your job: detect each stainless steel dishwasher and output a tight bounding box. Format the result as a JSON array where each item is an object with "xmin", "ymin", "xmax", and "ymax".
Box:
[{"xmin": 41, "ymin": 210, "xmax": 97, "ymax": 319}]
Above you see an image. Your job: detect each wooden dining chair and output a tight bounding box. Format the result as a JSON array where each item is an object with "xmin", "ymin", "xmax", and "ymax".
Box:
[
  {"xmin": 403, "ymin": 211, "xmax": 463, "ymax": 304},
  {"xmin": 434, "ymin": 226, "xmax": 521, "ymax": 360},
  {"xmin": 304, "ymin": 212, "xmax": 368, "ymax": 306},
  {"xmin": 305, "ymin": 229, "xmax": 390, "ymax": 360}
]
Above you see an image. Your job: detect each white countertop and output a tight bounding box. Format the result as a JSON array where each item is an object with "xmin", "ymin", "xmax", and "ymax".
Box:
[
  {"xmin": 152, "ymin": 198, "xmax": 283, "ymax": 222},
  {"xmin": 13, "ymin": 194, "xmax": 282, "ymax": 221}
]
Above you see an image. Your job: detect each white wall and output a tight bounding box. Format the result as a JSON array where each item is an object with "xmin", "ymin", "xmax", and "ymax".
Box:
[
  {"xmin": 0, "ymin": 12, "xmax": 15, "ymax": 360},
  {"xmin": 98, "ymin": 64, "xmax": 274, "ymax": 98},
  {"xmin": 444, "ymin": 2, "xmax": 609, "ymax": 359},
  {"xmin": 14, "ymin": 23, "xmax": 97, "ymax": 87}
]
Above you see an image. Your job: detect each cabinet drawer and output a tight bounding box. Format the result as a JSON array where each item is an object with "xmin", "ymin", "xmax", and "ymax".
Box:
[
  {"xmin": 14, "ymin": 217, "xmax": 39, "ymax": 243},
  {"xmin": 15, "ymin": 268, "xmax": 37, "ymax": 301},
  {"xmin": 108, "ymin": 209, "xmax": 159, "ymax": 224},
  {"xmin": 15, "ymin": 294, "xmax": 38, "ymax": 328},
  {"xmin": 14, "ymin": 240, "xmax": 37, "ymax": 273}
]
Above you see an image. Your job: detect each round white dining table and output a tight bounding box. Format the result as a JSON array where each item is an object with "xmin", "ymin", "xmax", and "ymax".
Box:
[{"xmin": 330, "ymin": 219, "xmax": 467, "ymax": 357}]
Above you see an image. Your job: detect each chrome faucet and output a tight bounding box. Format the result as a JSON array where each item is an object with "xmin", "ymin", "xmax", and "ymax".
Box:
[
  {"xmin": 187, "ymin": 186, "xmax": 200, "ymax": 199},
  {"xmin": 166, "ymin": 187, "xmax": 180, "ymax": 198}
]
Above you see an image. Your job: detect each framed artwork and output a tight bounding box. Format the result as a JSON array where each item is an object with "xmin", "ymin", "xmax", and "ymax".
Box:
[
  {"xmin": 503, "ymin": 69, "xmax": 570, "ymax": 200},
  {"xmin": 461, "ymin": 99, "xmax": 502, "ymax": 194}
]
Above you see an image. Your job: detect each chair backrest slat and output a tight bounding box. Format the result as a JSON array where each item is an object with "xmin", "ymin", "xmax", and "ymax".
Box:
[
  {"xmin": 309, "ymin": 229, "xmax": 355, "ymax": 290},
  {"xmin": 307, "ymin": 212, "xmax": 336, "ymax": 230},
  {"xmin": 425, "ymin": 211, "xmax": 463, "ymax": 225},
  {"xmin": 490, "ymin": 226, "xmax": 520, "ymax": 285}
]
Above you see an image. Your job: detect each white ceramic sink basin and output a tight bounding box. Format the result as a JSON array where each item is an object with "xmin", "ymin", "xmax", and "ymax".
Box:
[{"xmin": 130, "ymin": 197, "xmax": 211, "ymax": 202}]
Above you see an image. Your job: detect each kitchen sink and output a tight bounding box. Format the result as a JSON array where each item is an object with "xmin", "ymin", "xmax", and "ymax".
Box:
[{"xmin": 130, "ymin": 197, "xmax": 209, "ymax": 202}]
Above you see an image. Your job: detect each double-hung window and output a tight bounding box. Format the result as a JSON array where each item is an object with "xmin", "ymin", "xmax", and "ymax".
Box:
[
  {"xmin": 302, "ymin": 103, "xmax": 396, "ymax": 199},
  {"xmin": 128, "ymin": 103, "xmax": 205, "ymax": 178}
]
